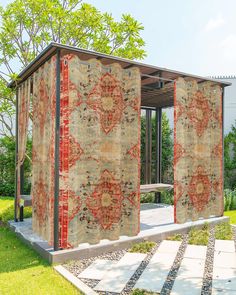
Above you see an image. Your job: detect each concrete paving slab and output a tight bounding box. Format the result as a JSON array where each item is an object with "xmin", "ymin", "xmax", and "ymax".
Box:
[
  {"xmin": 177, "ymin": 258, "xmax": 205, "ymax": 278},
  {"xmin": 172, "ymin": 245, "xmax": 207, "ymax": 295},
  {"xmin": 184, "ymin": 245, "xmax": 207, "ymax": 259},
  {"xmin": 151, "ymin": 252, "xmax": 178, "ymax": 267},
  {"xmin": 212, "ymin": 267, "xmax": 236, "ymax": 291},
  {"xmin": 157, "ymin": 240, "xmax": 181, "ymax": 253},
  {"xmin": 78, "ymin": 259, "xmax": 118, "ymax": 280},
  {"xmin": 134, "ymin": 240, "xmax": 180, "ymax": 293},
  {"xmin": 94, "ymin": 253, "xmax": 146, "ymax": 293},
  {"xmin": 214, "ymin": 252, "xmax": 236, "ymax": 269},
  {"xmin": 212, "ymin": 288, "xmax": 236, "ymax": 294},
  {"xmin": 215, "ymin": 240, "xmax": 235, "ymax": 253},
  {"xmin": 171, "ymin": 277, "xmax": 203, "ymax": 295}
]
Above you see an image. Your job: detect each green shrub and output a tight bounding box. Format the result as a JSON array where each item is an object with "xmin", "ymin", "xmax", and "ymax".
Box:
[
  {"xmin": 161, "ymin": 190, "xmax": 174, "ymax": 205},
  {"xmin": 230, "ymin": 191, "xmax": 236, "ymax": 210},
  {"xmin": 132, "ymin": 289, "xmax": 157, "ymax": 295},
  {"xmin": 224, "ymin": 189, "xmax": 236, "ymax": 211},
  {"xmin": 129, "ymin": 241, "xmax": 156, "ymax": 253},
  {"xmin": 140, "ymin": 190, "xmax": 174, "ymax": 205},
  {"xmin": 224, "ymin": 122, "xmax": 236, "ymax": 190},
  {"xmin": 0, "ymin": 183, "xmax": 14, "ymax": 197},
  {"xmin": 0, "ymin": 137, "xmax": 32, "ymax": 197},
  {"xmin": 140, "ymin": 193, "xmax": 155, "ymax": 203},
  {"xmin": 167, "ymin": 234, "xmax": 182, "ymax": 241}
]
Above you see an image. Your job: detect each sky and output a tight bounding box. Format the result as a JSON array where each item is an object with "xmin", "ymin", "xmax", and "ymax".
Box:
[
  {"xmin": 1, "ymin": 0, "xmax": 236, "ymax": 76},
  {"xmin": 83, "ymin": 0, "xmax": 236, "ymax": 133},
  {"xmin": 82, "ymin": 0, "xmax": 236, "ymax": 77},
  {"xmin": 0, "ymin": 0, "xmax": 235, "ymax": 132}
]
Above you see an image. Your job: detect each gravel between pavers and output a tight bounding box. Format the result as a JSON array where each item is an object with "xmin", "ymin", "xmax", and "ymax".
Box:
[
  {"xmin": 201, "ymin": 226, "xmax": 215, "ymax": 295},
  {"xmin": 80, "ymin": 278, "xmax": 100, "ymax": 289},
  {"xmin": 160, "ymin": 234, "xmax": 188, "ymax": 295}
]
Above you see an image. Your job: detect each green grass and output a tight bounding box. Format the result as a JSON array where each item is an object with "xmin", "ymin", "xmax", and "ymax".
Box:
[
  {"xmin": 214, "ymin": 222, "xmax": 233, "ymax": 240},
  {"xmin": 0, "ymin": 196, "xmax": 32, "ymax": 223},
  {"xmin": 224, "ymin": 210, "xmax": 236, "ymax": 224},
  {"xmin": 188, "ymin": 223, "xmax": 210, "ymax": 245},
  {"xmin": 0, "ymin": 198, "xmax": 81, "ymax": 294},
  {"xmin": 166, "ymin": 234, "xmax": 183, "ymax": 241},
  {"xmin": 0, "ymin": 226, "xmax": 81, "ymax": 295},
  {"xmin": 132, "ymin": 289, "xmax": 158, "ymax": 295},
  {"xmin": 0, "ymin": 197, "xmax": 14, "ymax": 217},
  {"xmin": 129, "ymin": 241, "xmax": 156, "ymax": 253}
]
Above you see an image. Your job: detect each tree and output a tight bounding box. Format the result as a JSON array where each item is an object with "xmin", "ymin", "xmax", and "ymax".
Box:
[
  {"xmin": 160, "ymin": 112, "xmax": 173, "ymax": 183},
  {"xmin": 0, "ymin": 0, "xmax": 146, "ymax": 138},
  {"xmin": 224, "ymin": 121, "xmax": 236, "ymax": 189},
  {"xmin": 0, "ymin": 137, "xmax": 32, "ymax": 196}
]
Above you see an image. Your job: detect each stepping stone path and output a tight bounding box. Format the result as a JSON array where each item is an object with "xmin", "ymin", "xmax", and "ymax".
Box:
[
  {"xmin": 61, "ymin": 239, "xmax": 236, "ymax": 294},
  {"xmin": 171, "ymin": 245, "xmax": 207, "ymax": 295},
  {"xmin": 78, "ymin": 259, "xmax": 118, "ymax": 280},
  {"xmin": 135, "ymin": 240, "xmax": 181, "ymax": 293},
  {"xmin": 94, "ymin": 253, "xmax": 146, "ymax": 293},
  {"xmin": 212, "ymin": 240, "xmax": 236, "ymax": 294}
]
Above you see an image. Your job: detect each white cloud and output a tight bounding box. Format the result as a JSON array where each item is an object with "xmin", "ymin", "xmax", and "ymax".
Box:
[{"xmin": 205, "ymin": 15, "xmax": 225, "ymax": 32}]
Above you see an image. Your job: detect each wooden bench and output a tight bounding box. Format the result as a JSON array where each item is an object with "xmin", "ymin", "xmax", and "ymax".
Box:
[
  {"xmin": 140, "ymin": 183, "xmax": 173, "ymax": 194},
  {"xmin": 18, "ymin": 184, "xmax": 173, "ymax": 220}
]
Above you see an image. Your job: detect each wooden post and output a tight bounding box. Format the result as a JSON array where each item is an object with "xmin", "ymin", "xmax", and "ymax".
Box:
[
  {"xmin": 54, "ymin": 49, "xmax": 61, "ymax": 251},
  {"xmin": 14, "ymin": 88, "xmax": 19, "ymax": 222},
  {"xmin": 155, "ymin": 107, "xmax": 162, "ymax": 203}
]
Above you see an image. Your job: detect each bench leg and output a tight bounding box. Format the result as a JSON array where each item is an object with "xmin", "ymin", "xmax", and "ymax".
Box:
[
  {"xmin": 19, "ymin": 205, "xmax": 24, "ymax": 222},
  {"xmin": 155, "ymin": 192, "xmax": 161, "ymax": 203}
]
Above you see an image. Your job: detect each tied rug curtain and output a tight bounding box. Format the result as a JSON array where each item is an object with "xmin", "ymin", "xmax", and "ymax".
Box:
[
  {"xmin": 174, "ymin": 78, "xmax": 223, "ymax": 223},
  {"xmin": 17, "ymin": 79, "xmax": 31, "ymax": 219},
  {"xmin": 59, "ymin": 54, "xmax": 141, "ymax": 248},
  {"xmin": 32, "ymin": 56, "xmax": 56, "ymax": 243}
]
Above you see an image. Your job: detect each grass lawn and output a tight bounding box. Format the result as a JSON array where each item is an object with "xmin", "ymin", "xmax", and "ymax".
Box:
[
  {"xmin": 224, "ymin": 210, "xmax": 236, "ymax": 224},
  {"xmin": 0, "ymin": 197, "xmax": 14, "ymax": 218},
  {"xmin": 0, "ymin": 226, "xmax": 81, "ymax": 295},
  {"xmin": 0, "ymin": 197, "xmax": 81, "ymax": 295},
  {"xmin": 0, "ymin": 196, "xmax": 32, "ymax": 223}
]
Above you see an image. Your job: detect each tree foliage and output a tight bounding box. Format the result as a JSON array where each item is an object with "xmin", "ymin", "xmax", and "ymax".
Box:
[
  {"xmin": 0, "ymin": 137, "xmax": 32, "ymax": 196},
  {"xmin": 140, "ymin": 112, "xmax": 173, "ymax": 184},
  {"xmin": 0, "ymin": 0, "xmax": 146, "ymax": 138},
  {"xmin": 224, "ymin": 121, "xmax": 236, "ymax": 189}
]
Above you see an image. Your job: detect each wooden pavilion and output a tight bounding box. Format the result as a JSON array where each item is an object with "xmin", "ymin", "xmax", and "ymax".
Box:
[{"xmin": 9, "ymin": 43, "xmax": 230, "ymax": 251}]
